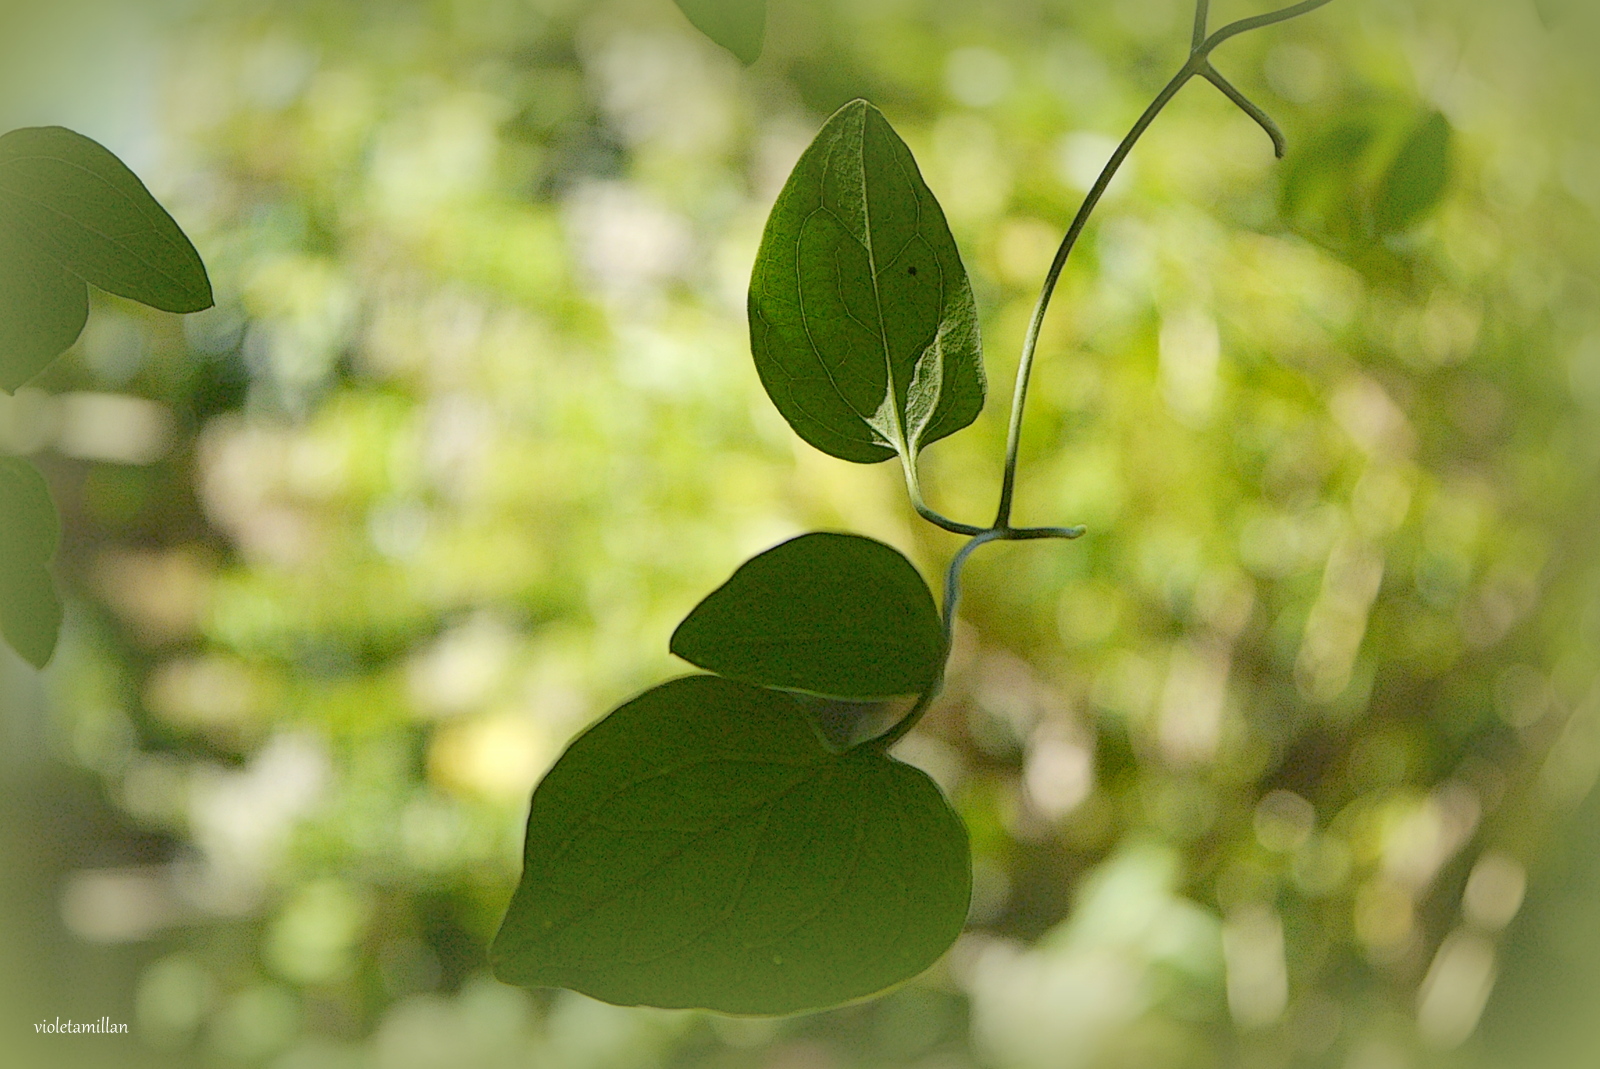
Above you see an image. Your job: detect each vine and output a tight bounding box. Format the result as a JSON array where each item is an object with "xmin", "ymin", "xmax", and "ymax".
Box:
[{"xmin": 491, "ymin": 0, "xmax": 1339, "ymax": 1016}]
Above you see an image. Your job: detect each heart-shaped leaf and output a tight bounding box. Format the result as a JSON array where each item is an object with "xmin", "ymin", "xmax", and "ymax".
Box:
[
  {"xmin": 673, "ymin": 0, "xmax": 766, "ymax": 65},
  {"xmin": 0, "ymin": 222, "xmax": 88, "ymax": 393},
  {"xmin": 749, "ymin": 100, "xmax": 984, "ymax": 464},
  {"xmin": 492, "ymin": 675, "xmax": 971, "ymax": 1015},
  {"xmin": 0, "ymin": 127, "xmax": 213, "ymax": 314},
  {"xmin": 1373, "ymin": 111, "xmax": 1452, "ymax": 236},
  {"xmin": 0, "ymin": 457, "xmax": 63, "ymax": 668},
  {"xmin": 671, "ymin": 532, "xmax": 944, "ymax": 700}
]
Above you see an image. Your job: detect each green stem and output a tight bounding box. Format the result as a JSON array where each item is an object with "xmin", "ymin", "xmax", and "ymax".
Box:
[
  {"xmin": 993, "ymin": 60, "xmax": 1196, "ymax": 530},
  {"xmin": 992, "ymin": 0, "xmax": 1335, "ymax": 531},
  {"xmin": 873, "ymin": 529, "xmax": 1006, "ymax": 751},
  {"xmin": 1201, "ymin": 0, "xmax": 1337, "ymax": 52},
  {"xmin": 870, "ymin": 521, "xmax": 1084, "ymax": 751},
  {"xmin": 883, "ymin": 0, "xmax": 1337, "ymax": 752},
  {"xmin": 900, "ymin": 454, "xmax": 986, "ymax": 537},
  {"xmin": 1201, "ymin": 63, "xmax": 1288, "ymax": 157}
]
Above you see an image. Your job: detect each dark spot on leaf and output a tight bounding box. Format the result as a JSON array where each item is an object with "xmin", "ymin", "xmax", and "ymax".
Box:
[{"xmin": 908, "ymin": 266, "xmax": 918, "ymax": 276}]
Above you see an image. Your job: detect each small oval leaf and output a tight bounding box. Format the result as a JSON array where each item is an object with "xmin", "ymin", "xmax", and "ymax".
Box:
[
  {"xmin": 492, "ymin": 675, "xmax": 971, "ymax": 1015},
  {"xmin": 0, "ymin": 457, "xmax": 63, "ymax": 667},
  {"xmin": 0, "ymin": 222, "xmax": 89, "ymax": 393},
  {"xmin": 671, "ymin": 533, "xmax": 945, "ymax": 700},
  {"xmin": 0, "ymin": 127, "xmax": 213, "ymax": 314},
  {"xmin": 673, "ymin": 0, "xmax": 766, "ymax": 65},
  {"xmin": 1373, "ymin": 111, "xmax": 1452, "ymax": 236},
  {"xmin": 749, "ymin": 100, "xmax": 984, "ymax": 464}
]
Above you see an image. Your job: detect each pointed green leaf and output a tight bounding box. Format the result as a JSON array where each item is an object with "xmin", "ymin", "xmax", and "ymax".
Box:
[
  {"xmin": 1373, "ymin": 111, "xmax": 1452, "ymax": 236},
  {"xmin": 749, "ymin": 100, "xmax": 985, "ymax": 464},
  {"xmin": 492, "ymin": 675, "xmax": 970, "ymax": 1015},
  {"xmin": 0, "ymin": 222, "xmax": 89, "ymax": 393},
  {"xmin": 0, "ymin": 127, "xmax": 213, "ymax": 314},
  {"xmin": 671, "ymin": 533, "xmax": 944, "ymax": 700},
  {"xmin": 673, "ymin": 0, "xmax": 766, "ymax": 65},
  {"xmin": 0, "ymin": 457, "xmax": 63, "ymax": 667}
]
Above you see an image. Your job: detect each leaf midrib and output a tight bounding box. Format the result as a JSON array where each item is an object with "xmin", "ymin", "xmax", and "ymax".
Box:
[{"xmin": 856, "ymin": 108, "xmax": 913, "ymax": 461}]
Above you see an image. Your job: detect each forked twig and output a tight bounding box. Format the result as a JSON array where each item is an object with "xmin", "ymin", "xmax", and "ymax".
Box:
[
  {"xmin": 993, "ymin": 0, "xmax": 1337, "ymax": 531},
  {"xmin": 879, "ymin": 0, "xmax": 1338, "ymax": 751}
]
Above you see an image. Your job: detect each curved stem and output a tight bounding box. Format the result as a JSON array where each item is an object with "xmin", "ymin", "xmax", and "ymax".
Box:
[
  {"xmin": 874, "ymin": 528, "xmax": 1007, "ymax": 751},
  {"xmin": 900, "ymin": 454, "xmax": 986, "ymax": 537},
  {"xmin": 994, "ymin": 60, "xmax": 1197, "ymax": 530},
  {"xmin": 992, "ymin": 0, "xmax": 1336, "ymax": 531},
  {"xmin": 1202, "ymin": 63, "xmax": 1287, "ymax": 157},
  {"xmin": 1201, "ymin": 0, "xmax": 1337, "ymax": 53},
  {"xmin": 885, "ymin": 0, "xmax": 1337, "ymax": 752}
]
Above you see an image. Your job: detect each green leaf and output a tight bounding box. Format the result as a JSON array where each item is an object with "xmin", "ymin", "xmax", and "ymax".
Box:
[
  {"xmin": 0, "ymin": 221, "xmax": 89, "ymax": 393},
  {"xmin": 492, "ymin": 675, "xmax": 970, "ymax": 1015},
  {"xmin": 0, "ymin": 457, "xmax": 63, "ymax": 667},
  {"xmin": 673, "ymin": 0, "xmax": 766, "ymax": 65},
  {"xmin": 0, "ymin": 561, "xmax": 63, "ymax": 670},
  {"xmin": 749, "ymin": 100, "xmax": 985, "ymax": 465},
  {"xmin": 0, "ymin": 456, "xmax": 61, "ymax": 563},
  {"xmin": 1373, "ymin": 111, "xmax": 1452, "ymax": 236},
  {"xmin": 671, "ymin": 533, "xmax": 944, "ymax": 700},
  {"xmin": 0, "ymin": 127, "xmax": 213, "ymax": 314}
]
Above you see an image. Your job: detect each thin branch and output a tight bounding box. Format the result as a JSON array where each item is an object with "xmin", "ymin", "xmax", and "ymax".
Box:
[
  {"xmin": 872, "ymin": 529, "xmax": 1006, "ymax": 751},
  {"xmin": 1202, "ymin": 63, "xmax": 1287, "ymax": 157},
  {"xmin": 889, "ymin": 0, "xmax": 1338, "ymax": 752},
  {"xmin": 1193, "ymin": 0, "xmax": 1212, "ymax": 50},
  {"xmin": 1006, "ymin": 525, "xmax": 1088, "ymax": 541},
  {"xmin": 992, "ymin": 0, "xmax": 1336, "ymax": 532},
  {"xmin": 901, "ymin": 454, "xmax": 986, "ymax": 537},
  {"xmin": 1201, "ymin": 0, "xmax": 1337, "ymax": 54},
  {"xmin": 994, "ymin": 62, "xmax": 1194, "ymax": 530}
]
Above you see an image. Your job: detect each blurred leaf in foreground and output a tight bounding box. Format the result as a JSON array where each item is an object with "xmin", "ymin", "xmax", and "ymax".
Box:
[
  {"xmin": 0, "ymin": 221, "xmax": 88, "ymax": 393},
  {"xmin": 672, "ymin": 0, "xmax": 766, "ymax": 65},
  {"xmin": 0, "ymin": 457, "xmax": 63, "ymax": 668},
  {"xmin": 0, "ymin": 126, "xmax": 213, "ymax": 314}
]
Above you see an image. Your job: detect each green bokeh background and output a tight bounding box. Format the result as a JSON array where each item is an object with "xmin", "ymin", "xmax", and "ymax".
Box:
[{"xmin": 4, "ymin": 1, "xmax": 1600, "ymax": 1067}]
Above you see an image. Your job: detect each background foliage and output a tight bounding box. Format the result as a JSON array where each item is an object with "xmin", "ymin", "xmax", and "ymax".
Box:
[{"xmin": 3, "ymin": 0, "xmax": 1599, "ymax": 1067}]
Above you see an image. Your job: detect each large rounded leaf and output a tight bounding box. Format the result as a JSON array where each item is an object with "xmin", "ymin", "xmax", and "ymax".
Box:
[
  {"xmin": 492, "ymin": 675, "xmax": 971, "ymax": 1015},
  {"xmin": 0, "ymin": 457, "xmax": 62, "ymax": 667},
  {"xmin": 671, "ymin": 533, "xmax": 945, "ymax": 700},
  {"xmin": 749, "ymin": 100, "xmax": 984, "ymax": 464},
  {"xmin": 0, "ymin": 221, "xmax": 88, "ymax": 393},
  {"xmin": 673, "ymin": 0, "xmax": 766, "ymax": 65},
  {"xmin": 0, "ymin": 127, "xmax": 213, "ymax": 314}
]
